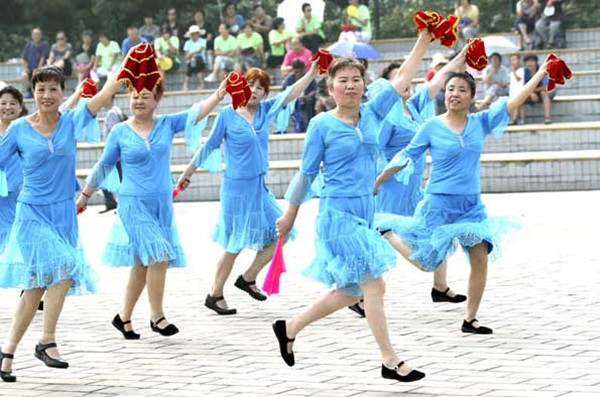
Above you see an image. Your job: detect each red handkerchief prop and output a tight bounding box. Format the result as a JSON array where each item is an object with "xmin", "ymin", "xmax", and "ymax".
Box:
[
  {"xmin": 440, "ymin": 15, "xmax": 459, "ymax": 48},
  {"xmin": 172, "ymin": 186, "xmax": 183, "ymax": 199},
  {"xmin": 80, "ymin": 78, "xmax": 97, "ymax": 98},
  {"xmin": 545, "ymin": 53, "xmax": 572, "ymax": 92},
  {"xmin": 225, "ymin": 72, "xmax": 252, "ymax": 110},
  {"xmin": 77, "ymin": 207, "xmax": 86, "ymax": 215},
  {"xmin": 116, "ymin": 43, "xmax": 162, "ymax": 94},
  {"xmin": 466, "ymin": 38, "xmax": 488, "ymax": 71},
  {"xmin": 262, "ymin": 237, "xmax": 287, "ymax": 296},
  {"xmin": 414, "ymin": 10, "xmax": 459, "ymax": 48},
  {"xmin": 309, "ymin": 48, "xmax": 333, "ymax": 75}
]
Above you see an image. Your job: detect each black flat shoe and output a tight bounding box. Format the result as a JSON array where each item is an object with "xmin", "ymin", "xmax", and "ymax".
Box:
[
  {"xmin": 431, "ymin": 287, "xmax": 467, "ymax": 303},
  {"xmin": 381, "ymin": 361, "xmax": 426, "ymax": 383},
  {"xmin": 0, "ymin": 350, "xmax": 16, "ymax": 382},
  {"xmin": 112, "ymin": 314, "xmax": 140, "ymax": 340},
  {"xmin": 205, "ymin": 294, "xmax": 237, "ymax": 315},
  {"xmin": 462, "ymin": 318, "xmax": 493, "ymax": 334},
  {"xmin": 150, "ymin": 317, "xmax": 179, "ymax": 337},
  {"xmin": 272, "ymin": 320, "xmax": 295, "ymax": 367},
  {"xmin": 348, "ymin": 301, "xmax": 365, "ymax": 317},
  {"xmin": 34, "ymin": 342, "xmax": 69, "ymax": 369},
  {"xmin": 234, "ymin": 275, "xmax": 267, "ymax": 301}
]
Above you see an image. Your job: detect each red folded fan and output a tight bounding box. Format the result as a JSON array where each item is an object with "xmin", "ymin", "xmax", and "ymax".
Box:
[
  {"xmin": 414, "ymin": 10, "xmax": 459, "ymax": 48},
  {"xmin": 309, "ymin": 48, "xmax": 333, "ymax": 75},
  {"xmin": 466, "ymin": 38, "xmax": 488, "ymax": 71},
  {"xmin": 80, "ymin": 78, "xmax": 97, "ymax": 98},
  {"xmin": 225, "ymin": 72, "xmax": 252, "ymax": 109},
  {"xmin": 116, "ymin": 42, "xmax": 162, "ymax": 94},
  {"xmin": 545, "ymin": 53, "xmax": 572, "ymax": 92}
]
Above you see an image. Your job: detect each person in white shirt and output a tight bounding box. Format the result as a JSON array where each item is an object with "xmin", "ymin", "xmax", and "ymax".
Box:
[{"xmin": 508, "ymin": 54, "xmax": 525, "ymax": 124}]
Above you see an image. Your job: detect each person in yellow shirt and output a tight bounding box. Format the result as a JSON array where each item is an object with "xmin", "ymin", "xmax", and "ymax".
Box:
[{"xmin": 455, "ymin": 0, "xmax": 480, "ymax": 39}]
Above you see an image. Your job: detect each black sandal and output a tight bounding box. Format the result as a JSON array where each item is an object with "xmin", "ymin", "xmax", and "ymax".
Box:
[
  {"xmin": 112, "ymin": 314, "xmax": 140, "ymax": 340},
  {"xmin": 381, "ymin": 361, "xmax": 425, "ymax": 382},
  {"xmin": 431, "ymin": 287, "xmax": 467, "ymax": 303},
  {"xmin": 34, "ymin": 342, "xmax": 69, "ymax": 369},
  {"xmin": 0, "ymin": 350, "xmax": 16, "ymax": 382},
  {"xmin": 205, "ymin": 294, "xmax": 237, "ymax": 315},
  {"xmin": 150, "ymin": 317, "xmax": 179, "ymax": 337},
  {"xmin": 461, "ymin": 318, "xmax": 493, "ymax": 334},
  {"xmin": 234, "ymin": 275, "xmax": 267, "ymax": 301},
  {"xmin": 272, "ymin": 320, "xmax": 295, "ymax": 367},
  {"xmin": 348, "ymin": 301, "xmax": 365, "ymax": 317}
]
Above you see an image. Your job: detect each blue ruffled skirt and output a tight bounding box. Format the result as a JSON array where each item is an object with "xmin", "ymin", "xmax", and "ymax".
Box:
[
  {"xmin": 102, "ymin": 192, "xmax": 185, "ymax": 268},
  {"xmin": 0, "ymin": 198, "xmax": 96, "ymax": 295},
  {"xmin": 213, "ymin": 175, "xmax": 292, "ymax": 253},
  {"xmin": 0, "ymin": 191, "xmax": 18, "ymax": 253},
  {"xmin": 376, "ymin": 156, "xmax": 425, "ymax": 216},
  {"xmin": 303, "ymin": 195, "xmax": 396, "ymax": 297},
  {"xmin": 375, "ymin": 193, "xmax": 518, "ymax": 271}
]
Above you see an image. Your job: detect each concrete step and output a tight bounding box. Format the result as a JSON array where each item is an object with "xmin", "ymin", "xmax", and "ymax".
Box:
[{"xmin": 75, "ymin": 149, "xmax": 600, "ymax": 203}]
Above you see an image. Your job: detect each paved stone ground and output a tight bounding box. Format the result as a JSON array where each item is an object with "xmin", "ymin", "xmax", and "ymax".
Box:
[{"xmin": 1, "ymin": 191, "xmax": 599, "ymax": 397}]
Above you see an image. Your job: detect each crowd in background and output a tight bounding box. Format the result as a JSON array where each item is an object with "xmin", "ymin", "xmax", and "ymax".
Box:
[{"xmin": 12, "ymin": 0, "xmax": 567, "ymax": 131}]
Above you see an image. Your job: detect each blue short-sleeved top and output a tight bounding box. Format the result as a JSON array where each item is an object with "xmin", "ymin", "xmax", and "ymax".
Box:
[{"xmin": 0, "ymin": 100, "xmax": 93, "ymax": 204}]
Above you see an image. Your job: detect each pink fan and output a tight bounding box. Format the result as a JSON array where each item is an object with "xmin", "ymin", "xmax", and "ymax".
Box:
[{"xmin": 262, "ymin": 237, "xmax": 287, "ymax": 295}]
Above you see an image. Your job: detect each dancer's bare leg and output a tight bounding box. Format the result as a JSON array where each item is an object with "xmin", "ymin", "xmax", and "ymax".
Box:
[
  {"xmin": 211, "ymin": 251, "xmax": 239, "ymax": 309},
  {"xmin": 465, "ymin": 242, "xmax": 488, "ymax": 323},
  {"xmin": 40, "ymin": 279, "xmax": 72, "ymax": 360},
  {"xmin": 120, "ymin": 265, "xmax": 147, "ymax": 332}
]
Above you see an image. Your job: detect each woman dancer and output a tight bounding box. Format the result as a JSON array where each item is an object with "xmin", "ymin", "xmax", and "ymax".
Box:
[
  {"xmin": 374, "ymin": 62, "xmax": 554, "ymax": 334},
  {"xmin": 0, "ymin": 66, "xmax": 115, "ymax": 382},
  {"xmin": 177, "ymin": 64, "xmax": 318, "ymax": 315},
  {"xmin": 273, "ymin": 31, "xmax": 434, "ymax": 383},
  {"xmin": 78, "ymin": 54, "xmax": 228, "ymax": 338}
]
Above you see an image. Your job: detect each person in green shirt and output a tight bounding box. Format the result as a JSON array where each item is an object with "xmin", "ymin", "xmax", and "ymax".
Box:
[
  {"xmin": 339, "ymin": 0, "xmax": 372, "ymax": 43},
  {"xmin": 297, "ymin": 2, "xmax": 325, "ymax": 53},
  {"xmin": 268, "ymin": 17, "xmax": 293, "ymax": 70},
  {"xmin": 205, "ymin": 23, "xmax": 238, "ymax": 82},
  {"xmin": 92, "ymin": 32, "xmax": 121, "ymax": 83},
  {"xmin": 154, "ymin": 25, "xmax": 181, "ymax": 73},
  {"xmin": 235, "ymin": 21, "xmax": 264, "ymax": 72}
]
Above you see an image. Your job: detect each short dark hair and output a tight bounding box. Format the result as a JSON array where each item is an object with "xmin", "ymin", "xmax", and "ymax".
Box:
[
  {"xmin": 0, "ymin": 85, "xmax": 28, "ymax": 116},
  {"xmin": 380, "ymin": 62, "xmax": 402, "ymax": 80},
  {"xmin": 523, "ymin": 54, "xmax": 539, "ymax": 64},
  {"xmin": 489, "ymin": 52, "xmax": 502, "ymax": 63},
  {"xmin": 31, "ymin": 65, "xmax": 65, "ymax": 91},
  {"xmin": 241, "ymin": 21, "xmax": 254, "ymax": 31},
  {"xmin": 302, "ymin": 3, "xmax": 311, "ymax": 12},
  {"xmin": 81, "ymin": 30, "xmax": 92, "ymax": 38},
  {"xmin": 98, "ymin": 31, "xmax": 109, "ymax": 39},
  {"xmin": 327, "ymin": 57, "xmax": 366, "ymax": 86},
  {"xmin": 161, "ymin": 25, "xmax": 172, "ymax": 35},
  {"xmin": 444, "ymin": 71, "xmax": 476, "ymax": 98},
  {"xmin": 272, "ymin": 17, "xmax": 285, "ymax": 30},
  {"xmin": 292, "ymin": 59, "xmax": 306, "ymax": 70}
]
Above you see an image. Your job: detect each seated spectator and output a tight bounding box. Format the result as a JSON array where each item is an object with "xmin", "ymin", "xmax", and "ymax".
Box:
[
  {"xmin": 140, "ymin": 15, "xmax": 161, "ymax": 42},
  {"xmin": 455, "ymin": 0, "xmax": 480, "ymax": 40},
  {"xmin": 21, "ymin": 28, "xmax": 49, "ymax": 97},
  {"xmin": 515, "ymin": 0, "xmax": 540, "ymax": 50},
  {"xmin": 155, "ymin": 26, "xmax": 181, "ymax": 75},
  {"xmin": 193, "ymin": 10, "xmax": 215, "ymax": 66},
  {"xmin": 166, "ymin": 7, "xmax": 184, "ymax": 45},
  {"xmin": 47, "ymin": 31, "xmax": 73, "ymax": 77},
  {"xmin": 523, "ymin": 54, "xmax": 555, "ymax": 124},
  {"xmin": 183, "ymin": 25, "xmax": 207, "ymax": 91},
  {"xmin": 508, "ymin": 54, "xmax": 525, "ymax": 124},
  {"xmin": 236, "ymin": 21, "xmax": 264, "ymax": 72},
  {"xmin": 74, "ymin": 30, "xmax": 96, "ymax": 84},
  {"xmin": 222, "ymin": 2, "xmax": 244, "ymax": 36},
  {"xmin": 251, "ymin": 4, "xmax": 273, "ymax": 53},
  {"xmin": 91, "ymin": 32, "xmax": 121, "ymax": 84},
  {"xmin": 205, "ymin": 23, "xmax": 238, "ymax": 82},
  {"xmin": 281, "ymin": 59, "xmax": 317, "ymax": 132},
  {"xmin": 281, "ymin": 37, "xmax": 311, "ymax": 77},
  {"xmin": 297, "ymin": 2, "xmax": 325, "ymax": 53},
  {"xmin": 268, "ymin": 17, "xmax": 293, "ymax": 75},
  {"xmin": 535, "ymin": 0, "xmax": 565, "ymax": 49},
  {"xmin": 315, "ymin": 77, "xmax": 335, "ymax": 114},
  {"xmin": 477, "ymin": 52, "xmax": 510, "ymax": 110},
  {"xmin": 339, "ymin": 0, "xmax": 372, "ymax": 43},
  {"xmin": 121, "ymin": 26, "xmax": 147, "ymax": 56}
]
